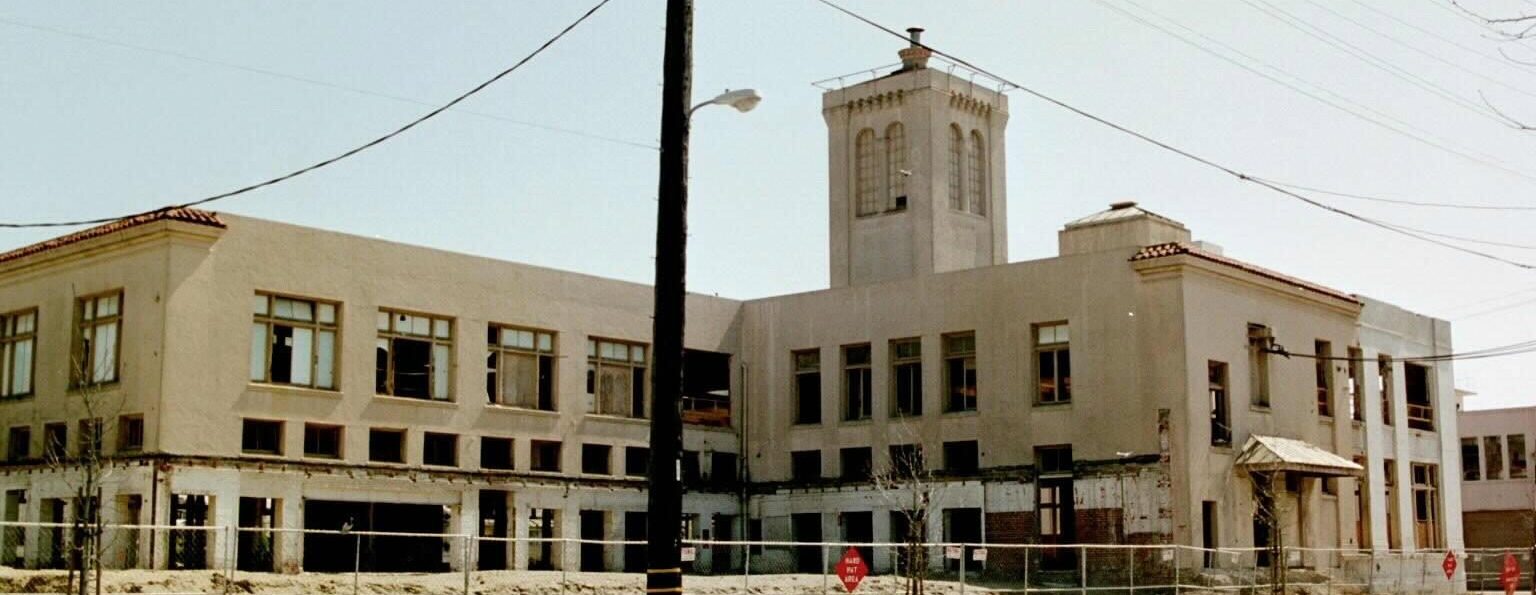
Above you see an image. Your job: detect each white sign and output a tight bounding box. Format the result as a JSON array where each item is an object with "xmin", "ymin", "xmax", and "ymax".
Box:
[
  {"xmin": 1160, "ymin": 550, "xmax": 1174, "ymax": 562},
  {"xmin": 971, "ymin": 548, "xmax": 988, "ymax": 562},
  {"xmin": 944, "ymin": 546, "xmax": 963, "ymax": 560},
  {"xmin": 680, "ymin": 547, "xmax": 697, "ymax": 562}
]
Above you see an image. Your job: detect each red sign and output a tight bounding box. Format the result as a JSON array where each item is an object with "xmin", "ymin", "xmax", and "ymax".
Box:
[
  {"xmin": 836, "ymin": 547, "xmax": 869, "ymax": 593},
  {"xmin": 1502, "ymin": 553, "xmax": 1520, "ymax": 591},
  {"xmin": 1443, "ymin": 551, "xmax": 1458, "ymax": 580}
]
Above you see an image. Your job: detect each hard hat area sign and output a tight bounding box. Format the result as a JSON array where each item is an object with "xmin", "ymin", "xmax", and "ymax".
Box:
[
  {"xmin": 1442, "ymin": 551, "xmax": 1457, "ymax": 580},
  {"xmin": 837, "ymin": 547, "xmax": 869, "ymax": 593},
  {"xmin": 1501, "ymin": 552, "xmax": 1520, "ymax": 592}
]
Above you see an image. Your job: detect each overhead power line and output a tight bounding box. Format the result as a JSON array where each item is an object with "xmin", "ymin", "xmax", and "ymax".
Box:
[
  {"xmin": 0, "ymin": 15, "xmax": 657, "ymax": 152},
  {"xmin": 1093, "ymin": 0, "xmax": 1536, "ymax": 190},
  {"xmin": 1264, "ymin": 338, "xmax": 1536, "ymax": 362},
  {"xmin": 814, "ymin": 0, "xmax": 1536, "ymax": 271},
  {"xmin": 1254, "ymin": 178, "xmax": 1536, "ymax": 211},
  {"xmin": 0, "ymin": 0, "xmax": 613, "ymax": 229}
]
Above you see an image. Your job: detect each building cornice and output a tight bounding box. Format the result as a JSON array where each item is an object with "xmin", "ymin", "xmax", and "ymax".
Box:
[{"xmin": 0, "ymin": 208, "xmax": 224, "ymax": 281}]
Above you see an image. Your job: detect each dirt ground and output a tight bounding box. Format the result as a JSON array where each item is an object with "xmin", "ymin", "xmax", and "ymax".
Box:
[{"xmin": 0, "ymin": 569, "xmax": 993, "ymax": 594}]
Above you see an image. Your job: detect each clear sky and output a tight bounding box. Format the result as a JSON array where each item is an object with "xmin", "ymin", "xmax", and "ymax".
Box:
[{"xmin": 2, "ymin": 1, "xmax": 1533, "ymax": 410}]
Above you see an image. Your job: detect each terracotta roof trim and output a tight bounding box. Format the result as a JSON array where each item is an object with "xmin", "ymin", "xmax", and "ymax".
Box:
[
  {"xmin": 0, "ymin": 207, "xmax": 224, "ymax": 266},
  {"xmin": 1130, "ymin": 242, "xmax": 1361, "ymax": 305}
]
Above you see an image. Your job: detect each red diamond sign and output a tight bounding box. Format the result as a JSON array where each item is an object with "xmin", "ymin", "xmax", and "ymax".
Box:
[
  {"xmin": 1442, "ymin": 550, "xmax": 1458, "ymax": 580},
  {"xmin": 1502, "ymin": 553, "xmax": 1520, "ymax": 591},
  {"xmin": 836, "ymin": 546, "xmax": 869, "ymax": 593}
]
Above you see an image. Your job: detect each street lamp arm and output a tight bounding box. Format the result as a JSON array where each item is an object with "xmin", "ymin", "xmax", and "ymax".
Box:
[{"xmin": 690, "ymin": 88, "xmax": 762, "ymax": 116}]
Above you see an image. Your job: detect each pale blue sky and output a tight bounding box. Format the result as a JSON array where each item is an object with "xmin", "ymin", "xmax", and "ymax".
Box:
[{"xmin": 2, "ymin": 1, "xmax": 1533, "ymax": 409}]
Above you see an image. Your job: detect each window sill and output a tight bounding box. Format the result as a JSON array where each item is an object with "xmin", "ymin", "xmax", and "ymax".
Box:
[
  {"xmin": 1249, "ymin": 405, "xmax": 1273, "ymax": 414},
  {"xmin": 1210, "ymin": 445, "xmax": 1234, "ymax": 454},
  {"xmin": 1319, "ymin": 417, "xmax": 1336, "ymax": 425},
  {"xmin": 485, "ymin": 404, "xmax": 560, "ymax": 417},
  {"xmin": 529, "ymin": 468, "xmax": 563, "ymax": 475},
  {"xmin": 68, "ymin": 382, "xmax": 121, "ymax": 396},
  {"xmin": 369, "ymin": 459, "xmax": 407, "ymax": 466},
  {"xmin": 942, "ymin": 410, "xmax": 981, "ymax": 417},
  {"xmin": 240, "ymin": 451, "xmax": 285, "ymax": 459},
  {"xmin": 248, "ymin": 383, "xmax": 341, "ymax": 398},
  {"xmin": 583, "ymin": 414, "xmax": 650, "ymax": 426},
  {"xmin": 303, "ymin": 454, "xmax": 342, "ymax": 461},
  {"xmin": 0, "ymin": 394, "xmax": 35, "ymax": 404},
  {"xmin": 839, "ymin": 418, "xmax": 874, "ymax": 426},
  {"xmin": 1032, "ymin": 401, "xmax": 1072, "ymax": 409},
  {"xmin": 791, "ymin": 421, "xmax": 823, "ymax": 427},
  {"xmin": 373, "ymin": 395, "xmax": 458, "ymax": 409}
]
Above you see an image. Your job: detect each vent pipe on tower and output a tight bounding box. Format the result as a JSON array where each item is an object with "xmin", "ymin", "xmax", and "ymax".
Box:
[{"xmin": 898, "ymin": 27, "xmax": 931, "ymax": 71}]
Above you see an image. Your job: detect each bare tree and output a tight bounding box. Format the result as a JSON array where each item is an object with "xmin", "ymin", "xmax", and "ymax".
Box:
[
  {"xmin": 1245, "ymin": 472, "xmax": 1287, "ymax": 595},
  {"xmin": 870, "ymin": 430, "xmax": 948, "ymax": 595},
  {"xmin": 1452, "ymin": 1, "xmax": 1536, "ymax": 129}
]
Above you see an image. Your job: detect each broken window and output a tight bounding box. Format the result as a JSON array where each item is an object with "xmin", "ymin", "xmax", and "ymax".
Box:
[
  {"xmin": 1485, "ymin": 435, "xmax": 1504, "ymax": 480},
  {"xmin": 117, "ymin": 415, "xmax": 144, "ymax": 452},
  {"xmin": 241, "ymin": 419, "xmax": 283, "ymax": 455},
  {"xmin": 7, "ymin": 426, "xmax": 30, "ymax": 462},
  {"xmin": 531, "ymin": 440, "xmax": 562, "ymax": 472},
  {"xmin": 303, "ymin": 424, "xmax": 342, "ymax": 459},
  {"xmin": 944, "ymin": 332, "xmax": 978, "ymax": 412},
  {"xmin": 527, "ymin": 509, "xmax": 559, "ymax": 570},
  {"xmin": 842, "ymin": 344, "xmax": 873, "ymax": 421},
  {"xmin": 888, "ymin": 444, "xmax": 924, "ymax": 477},
  {"xmin": 624, "ymin": 446, "xmax": 648, "ymax": 477},
  {"xmin": 43, "ymin": 423, "xmax": 65, "ymax": 462},
  {"xmin": 1247, "ymin": 324, "xmax": 1271, "ymax": 408},
  {"xmin": 967, "ymin": 130, "xmax": 987, "ymax": 215},
  {"xmin": 0, "ymin": 308, "xmax": 36, "ymax": 398},
  {"xmin": 1209, "ymin": 361, "xmax": 1232, "ymax": 447},
  {"xmin": 1347, "ymin": 347, "xmax": 1364, "ymax": 422},
  {"xmin": 586, "ymin": 338, "xmax": 647, "ymax": 418},
  {"xmin": 1037, "ymin": 445, "xmax": 1073, "ymax": 475},
  {"xmin": 711, "ymin": 452, "xmax": 739, "ymax": 487},
  {"xmin": 1511, "ymin": 434, "xmax": 1529, "ymax": 479},
  {"xmin": 376, "ymin": 309, "xmax": 453, "ymax": 400},
  {"xmin": 74, "ymin": 291, "xmax": 122, "ymax": 387},
  {"xmin": 1315, "ymin": 340, "xmax": 1333, "ymax": 417},
  {"xmin": 885, "ymin": 122, "xmax": 908, "ymax": 211},
  {"xmin": 855, "ymin": 128, "xmax": 880, "ymax": 217},
  {"xmin": 840, "ymin": 447, "xmax": 872, "ymax": 480},
  {"xmin": 1411, "ymin": 463, "xmax": 1441, "ymax": 548},
  {"xmin": 680, "ymin": 450, "xmax": 702, "ymax": 486},
  {"xmin": 1461, "ymin": 437, "xmax": 1481, "ymax": 481},
  {"xmin": 943, "ymin": 440, "xmax": 979, "ymax": 474},
  {"xmin": 946, "ymin": 125, "xmax": 965, "ymax": 210},
  {"xmin": 251, "ymin": 294, "xmax": 338, "ymax": 390},
  {"xmin": 582, "ymin": 444, "xmax": 612, "ymax": 475},
  {"xmin": 890, "ymin": 338, "xmax": 922, "ymax": 416},
  {"xmin": 76, "ymin": 418, "xmax": 103, "ymax": 458},
  {"xmin": 423, "ymin": 432, "xmax": 457, "ymax": 467},
  {"xmin": 793, "ymin": 349, "xmax": 822, "ymax": 425},
  {"xmin": 487, "ymin": 325, "xmax": 555, "ymax": 410},
  {"xmin": 1378, "ymin": 355, "xmax": 1394, "ymax": 426},
  {"xmin": 682, "ymin": 349, "xmax": 731, "ymax": 427},
  {"xmin": 1035, "ymin": 323, "xmax": 1070, "ymax": 404},
  {"xmin": 481, "ymin": 437, "xmax": 514, "ymax": 470},
  {"xmin": 368, "ymin": 428, "xmax": 405, "ymax": 463},
  {"xmin": 791, "ymin": 450, "xmax": 821, "ymax": 481},
  {"xmin": 1404, "ymin": 363, "xmax": 1433, "ymax": 431}
]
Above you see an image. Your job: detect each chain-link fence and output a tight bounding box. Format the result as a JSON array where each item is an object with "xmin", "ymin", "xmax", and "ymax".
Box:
[{"xmin": 1, "ymin": 520, "xmax": 1529, "ymax": 594}]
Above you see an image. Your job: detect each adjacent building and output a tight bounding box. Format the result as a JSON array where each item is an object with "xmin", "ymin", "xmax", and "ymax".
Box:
[
  {"xmin": 1458, "ymin": 404, "xmax": 1534, "ymax": 548},
  {"xmin": 0, "ymin": 32, "xmax": 1462, "ymax": 578}
]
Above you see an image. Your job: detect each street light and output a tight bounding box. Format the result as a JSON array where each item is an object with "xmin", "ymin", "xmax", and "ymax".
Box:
[
  {"xmin": 646, "ymin": 6, "xmax": 760, "ymax": 591},
  {"xmin": 690, "ymin": 88, "xmax": 762, "ymax": 115}
]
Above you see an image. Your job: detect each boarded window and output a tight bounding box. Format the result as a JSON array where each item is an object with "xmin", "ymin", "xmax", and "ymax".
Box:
[
  {"xmin": 586, "ymin": 339, "xmax": 647, "ymax": 418},
  {"xmin": 487, "ymin": 325, "xmax": 556, "ymax": 410}
]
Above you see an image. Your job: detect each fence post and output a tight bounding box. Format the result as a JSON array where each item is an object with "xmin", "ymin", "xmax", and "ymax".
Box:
[
  {"xmin": 559, "ymin": 538, "xmax": 567, "ymax": 595},
  {"xmin": 225, "ymin": 525, "xmax": 236, "ymax": 595},
  {"xmin": 1173, "ymin": 547, "xmax": 1180, "ymax": 595},
  {"xmin": 1128, "ymin": 547, "xmax": 1134, "ymax": 593},
  {"xmin": 1024, "ymin": 544, "xmax": 1031, "ymax": 593},
  {"xmin": 1080, "ymin": 545, "xmax": 1087, "ymax": 595},
  {"xmin": 462, "ymin": 534, "xmax": 471, "ymax": 595},
  {"xmin": 822, "ymin": 544, "xmax": 829, "ymax": 595},
  {"xmin": 959, "ymin": 545, "xmax": 967, "ymax": 595},
  {"xmin": 742, "ymin": 541, "xmax": 749, "ymax": 592},
  {"xmin": 352, "ymin": 532, "xmax": 361, "ymax": 595}
]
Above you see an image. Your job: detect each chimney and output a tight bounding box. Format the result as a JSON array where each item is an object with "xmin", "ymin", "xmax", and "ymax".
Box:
[{"xmin": 898, "ymin": 27, "xmax": 931, "ymax": 71}]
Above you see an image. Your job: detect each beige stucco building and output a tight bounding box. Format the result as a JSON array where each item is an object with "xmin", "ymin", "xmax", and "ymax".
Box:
[
  {"xmin": 1458, "ymin": 404, "xmax": 1534, "ymax": 549},
  {"xmin": 0, "ymin": 33, "xmax": 1462, "ymax": 579}
]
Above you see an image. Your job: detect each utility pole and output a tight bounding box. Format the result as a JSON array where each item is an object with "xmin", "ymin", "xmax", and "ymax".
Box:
[{"xmin": 646, "ymin": 0, "xmax": 691, "ymax": 593}]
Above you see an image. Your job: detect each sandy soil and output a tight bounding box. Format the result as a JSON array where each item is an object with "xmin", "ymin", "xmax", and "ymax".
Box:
[{"xmin": 0, "ymin": 569, "xmax": 995, "ymax": 594}]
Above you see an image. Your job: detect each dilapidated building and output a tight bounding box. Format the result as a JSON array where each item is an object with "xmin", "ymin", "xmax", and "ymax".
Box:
[{"xmin": 0, "ymin": 32, "xmax": 1460, "ymax": 577}]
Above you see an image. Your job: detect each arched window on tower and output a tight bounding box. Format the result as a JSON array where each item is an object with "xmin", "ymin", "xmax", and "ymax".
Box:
[
  {"xmin": 948, "ymin": 124, "xmax": 965, "ymax": 211},
  {"xmin": 968, "ymin": 130, "xmax": 987, "ymax": 216},
  {"xmin": 855, "ymin": 128, "xmax": 879, "ymax": 217},
  {"xmin": 885, "ymin": 122, "xmax": 907, "ymax": 212}
]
